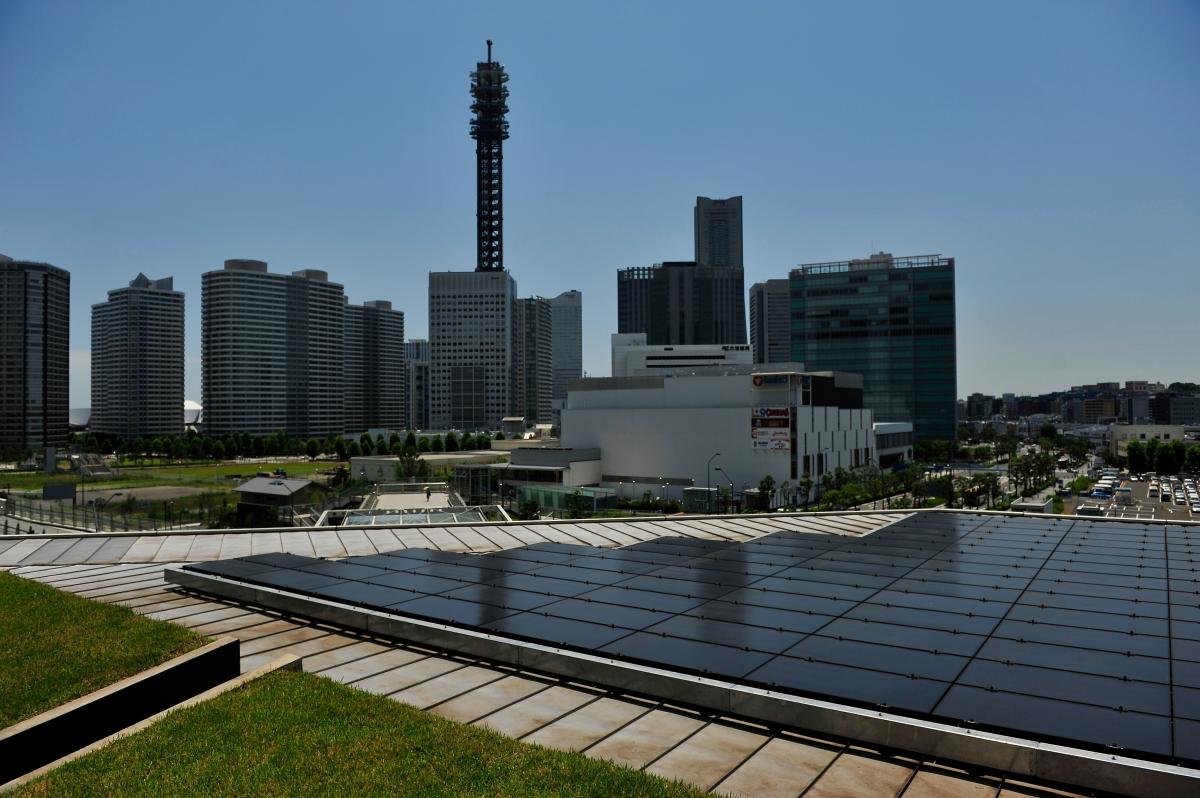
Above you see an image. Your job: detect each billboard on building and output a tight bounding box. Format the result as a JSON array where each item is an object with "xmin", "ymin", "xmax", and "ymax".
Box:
[{"xmin": 751, "ymin": 407, "xmax": 791, "ymax": 452}]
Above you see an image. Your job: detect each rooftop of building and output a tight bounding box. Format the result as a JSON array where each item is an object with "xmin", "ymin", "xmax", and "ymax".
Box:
[
  {"xmin": 792, "ymin": 252, "xmax": 954, "ymax": 275},
  {"xmin": 5, "ymin": 508, "xmax": 1197, "ymax": 796}
]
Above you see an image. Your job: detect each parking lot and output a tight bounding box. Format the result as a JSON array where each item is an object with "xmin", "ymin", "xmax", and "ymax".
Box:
[{"xmin": 1102, "ymin": 478, "xmax": 1198, "ymax": 521}]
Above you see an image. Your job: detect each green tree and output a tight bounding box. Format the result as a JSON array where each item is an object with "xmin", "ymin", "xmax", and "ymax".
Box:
[
  {"xmin": 334, "ymin": 438, "xmax": 347, "ymax": 461},
  {"xmin": 348, "ymin": 440, "xmax": 362, "ymax": 458},
  {"xmin": 1185, "ymin": 444, "xmax": 1200, "ymax": 474},
  {"xmin": 798, "ymin": 473, "xmax": 814, "ymax": 507},
  {"xmin": 212, "ymin": 440, "xmax": 226, "ymax": 461},
  {"xmin": 431, "ymin": 436, "xmax": 445, "ymax": 453},
  {"xmin": 404, "ymin": 431, "xmax": 417, "ymax": 450},
  {"xmin": 444, "ymin": 432, "xmax": 460, "ymax": 453},
  {"xmin": 494, "ymin": 431, "xmax": 506, "ymax": 441},
  {"xmin": 359, "ymin": 433, "xmax": 374, "ymax": 455},
  {"xmin": 417, "ymin": 437, "xmax": 432, "ymax": 453},
  {"xmin": 305, "ymin": 438, "xmax": 320, "ymax": 459},
  {"xmin": 1126, "ymin": 440, "xmax": 1148, "ymax": 474},
  {"xmin": 476, "ymin": 435, "xmax": 491, "ymax": 450},
  {"xmin": 516, "ymin": 499, "xmax": 540, "ymax": 520},
  {"xmin": 459, "ymin": 433, "xmax": 475, "ymax": 450},
  {"xmin": 758, "ymin": 474, "xmax": 777, "ymax": 509}
]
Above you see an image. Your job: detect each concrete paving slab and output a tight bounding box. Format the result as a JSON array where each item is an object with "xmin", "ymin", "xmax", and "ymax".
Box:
[
  {"xmin": 714, "ymin": 734, "xmax": 841, "ymax": 798},
  {"xmin": 355, "ymin": 655, "xmax": 464, "ymax": 696},
  {"xmin": 391, "ymin": 664, "xmax": 507, "ymax": 709},
  {"xmin": 803, "ymin": 751, "xmax": 914, "ymax": 798},
  {"xmin": 319, "ymin": 648, "xmax": 429, "ymax": 684},
  {"xmin": 121, "ymin": 536, "xmax": 164, "ymax": 562},
  {"xmin": 474, "ymin": 684, "xmax": 596, "ymax": 739},
  {"xmin": 902, "ymin": 767, "xmax": 998, "ymax": 798},
  {"xmin": 645, "ymin": 721, "xmax": 767, "ymax": 791},
  {"xmin": 239, "ymin": 625, "xmax": 330, "ymax": 655},
  {"xmin": 583, "ymin": 708, "xmax": 707, "ymax": 771},
  {"xmin": 522, "ymin": 695, "xmax": 652, "ymax": 753},
  {"xmin": 303, "ymin": 640, "xmax": 391, "ymax": 673},
  {"xmin": 430, "ymin": 674, "xmax": 551, "ymax": 724}
]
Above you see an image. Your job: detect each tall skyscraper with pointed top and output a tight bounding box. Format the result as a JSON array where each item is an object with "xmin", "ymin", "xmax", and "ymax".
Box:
[{"xmin": 470, "ymin": 39, "xmax": 510, "ymax": 273}]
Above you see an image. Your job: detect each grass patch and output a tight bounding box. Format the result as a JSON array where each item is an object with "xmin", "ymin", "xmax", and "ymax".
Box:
[
  {"xmin": 14, "ymin": 670, "xmax": 704, "ymax": 797},
  {"xmin": 0, "ymin": 572, "xmax": 205, "ymax": 727}
]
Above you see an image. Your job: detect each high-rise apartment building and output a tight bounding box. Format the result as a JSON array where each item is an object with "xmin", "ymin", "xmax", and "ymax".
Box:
[
  {"xmin": 404, "ymin": 340, "xmax": 431, "ymax": 430},
  {"xmin": 429, "ymin": 270, "xmax": 516, "ymax": 430},
  {"xmin": 513, "ymin": 296, "xmax": 553, "ymax": 424},
  {"xmin": 91, "ymin": 274, "xmax": 184, "ymax": 439},
  {"xmin": 789, "ymin": 252, "xmax": 957, "ymax": 441},
  {"xmin": 344, "ymin": 300, "xmax": 405, "ymax": 433},
  {"xmin": 202, "ymin": 260, "xmax": 345, "ymax": 438},
  {"xmin": 694, "ymin": 196, "xmax": 743, "ymax": 269},
  {"xmin": 749, "ymin": 279, "xmax": 790, "ymax": 365},
  {"xmin": 0, "ymin": 256, "xmax": 69, "ymax": 454},
  {"xmin": 549, "ymin": 290, "xmax": 582, "ymax": 402}
]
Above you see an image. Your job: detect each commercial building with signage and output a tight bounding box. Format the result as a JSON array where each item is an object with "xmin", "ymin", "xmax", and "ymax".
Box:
[{"xmin": 561, "ymin": 369, "xmax": 873, "ymax": 506}]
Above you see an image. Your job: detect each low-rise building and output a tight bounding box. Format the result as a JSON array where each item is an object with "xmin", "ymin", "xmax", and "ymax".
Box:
[
  {"xmin": 562, "ymin": 369, "xmax": 873, "ymax": 506},
  {"xmin": 1108, "ymin": 424, "xmax": 1186, "ymax": 459},
  {"xmin": 611, "ymin": 333, "xmax": 754, "ymax": 377},
  {"xmin": 873, "ymin": 422, "xmax": 914, "ymax": 468}
]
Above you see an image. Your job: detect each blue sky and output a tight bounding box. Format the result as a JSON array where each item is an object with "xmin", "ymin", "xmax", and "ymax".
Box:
[{"xmin": 1, "ymin": 0, "xmax": 1197, "ymax": 407}]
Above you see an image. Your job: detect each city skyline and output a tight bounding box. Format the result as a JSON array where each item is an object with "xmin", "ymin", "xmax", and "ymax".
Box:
[{"xmin": 2, "ymin": 2, "xmax": 1197, "ymax": 406}]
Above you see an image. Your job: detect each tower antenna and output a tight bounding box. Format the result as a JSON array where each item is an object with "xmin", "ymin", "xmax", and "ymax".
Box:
[
  {"xmin": 487, "ymin": 39, "xmax": 492, "ymax": 62},
  {"xmin": 470, "ymin": 40, "xmax": 510, "ymax": 271}
]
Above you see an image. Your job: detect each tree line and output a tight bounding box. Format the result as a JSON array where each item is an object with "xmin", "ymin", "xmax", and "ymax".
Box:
[{"xmin": 62, "ymin": 429, "xmax": 504, "ymax": 463}]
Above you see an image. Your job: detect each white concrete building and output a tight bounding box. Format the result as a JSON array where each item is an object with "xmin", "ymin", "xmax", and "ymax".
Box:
[
  {"xmin": 873, "ymin": 421, "xmax": 914, "ymax": 468},
  {"xmin": 429, "ymin": 270, "xmax": 516, "ymax": 431},
  {"xmin": 201, "ymin": 260, "xmax": 344, "ymax": 438},
  {"xmin": 610, "ymin": 333, "xmax": 753, "ymax": 377},
  {"xmin": 561, "ymin": 370, "xmax": 874, "ymax": 505},
  {"xmin": 1108, "ymin": 424, "xmax": 1186, "ymax": 459}
]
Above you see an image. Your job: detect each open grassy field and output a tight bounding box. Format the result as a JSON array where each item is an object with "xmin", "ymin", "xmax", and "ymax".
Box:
[
  {"xmin": 0, "ymin": 572, "xmax": 205, "ymax": 726},
  {"xmin": 2, "ymin": 460, "xmax": 342, "ymax": 493},
  {"xmin": 13, "ymin": 670, "xmax": 704, "ymax": 798}
]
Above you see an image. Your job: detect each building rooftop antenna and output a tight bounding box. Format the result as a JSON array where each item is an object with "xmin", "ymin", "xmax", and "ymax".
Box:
[{"xmin": 487, "ymin": 39, "xmax": 493, "ymax": 62}]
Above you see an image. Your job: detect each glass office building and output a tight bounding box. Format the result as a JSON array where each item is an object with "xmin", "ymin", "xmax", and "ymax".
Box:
[{"xmin": 789, "ymin": 252, "xmax": 956, "ymax": 442}]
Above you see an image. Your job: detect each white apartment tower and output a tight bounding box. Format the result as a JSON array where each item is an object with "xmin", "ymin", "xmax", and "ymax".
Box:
[
  {"xmin": 202, "ymin": 260, "xmax": 345, "ymax": 438},
  {"xmin": 428, "ymin": 270, "xmax": 516, "ymax": 430},
  {"xmin": 91, "ymin": 274, "xmax": 185, "ymax": 439}
]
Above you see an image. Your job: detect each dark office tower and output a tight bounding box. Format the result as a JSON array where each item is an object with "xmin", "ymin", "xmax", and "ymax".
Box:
[
  {"xmin": 470, "ymin": 40, "xmax": 510, "ymax": 273},
  {"xmin": 0, "ymin": 256, "xmax": 69, "ymax": 455},
  {"xmin": 749, "ymin": 279, "xmax": 790, "ymax": 365},
  {"xmin": 91, "ymin": 274, "xmax": 184, "ymax": 439},
  {"xmin": 344, "ymin": 300, "xmax": 405, "ymax": 433},
  {"xmin": 512, "ymin": 297, "xmax": 553, "ymax": 424},
  {"xmin": 404, "ymin": 340, "xmax": 431, "ymax": 431},
  {"xmin": 616, "ymin": 266, "xmax": 653, "ymax": 334},
  {"xmin": 202, "ymin": 260, "xmax": 345, "ymax": 438},
  {"xmin": 617, "ymin": 262, "xmax": 745, "ymax": 345},
  {"xmin": 790, "ymin": 252, "xmax": 957, "ymax": 442},
  {"xmin": 549, "ymin": 290, "xmax": 582, "ymax": 403},
  {"xmin": 694, "ymin": 196, "xmax": 743, "ymax": 269}
]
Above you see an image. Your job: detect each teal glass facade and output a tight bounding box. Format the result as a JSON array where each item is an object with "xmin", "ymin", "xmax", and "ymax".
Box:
[{"xmin": 789, "ymin": 254, "xmax": 956, "ymax": 442}]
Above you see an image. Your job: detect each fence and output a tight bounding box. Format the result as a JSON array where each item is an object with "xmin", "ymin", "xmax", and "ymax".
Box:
[{"xmin": 3, "ymin": 495, "xmax": 152, "ymax": 533}]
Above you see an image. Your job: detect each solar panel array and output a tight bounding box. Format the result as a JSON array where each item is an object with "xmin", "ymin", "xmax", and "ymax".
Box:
[{"xmin": 184, "ymin": 513, "xmax": 1200, "ymax": 764}]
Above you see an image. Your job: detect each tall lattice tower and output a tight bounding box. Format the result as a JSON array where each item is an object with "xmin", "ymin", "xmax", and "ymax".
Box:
[{"xmin": 470, "ymin": 40, "xmax": 510, "ymax": 272}]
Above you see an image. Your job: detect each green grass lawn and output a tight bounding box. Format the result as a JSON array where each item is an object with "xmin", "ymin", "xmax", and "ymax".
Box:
[
  {"xmin": 2, "ymin": 460, "xmax": 342, "ymax": 492},
  {"xmin": 13, "ymin": 670, "xmax": 704, "ymax": 798},
  {"xmin": 0, "ymin": 571, "xmax": 205, "ymax": 727}
]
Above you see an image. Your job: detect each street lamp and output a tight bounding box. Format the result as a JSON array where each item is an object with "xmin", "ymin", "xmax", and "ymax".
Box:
[
  {"xmin": 715, "ymin": 467, "xmax": 734, "ymax": 513},
  {"xmin": 706, "ymin": 453, "xmax": 721, "ymax": 514}
]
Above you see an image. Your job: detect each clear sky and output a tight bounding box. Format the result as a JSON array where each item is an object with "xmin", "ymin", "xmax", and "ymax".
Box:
[{"xmin": 2, "ymin": 0, "xmax": 1197, "ymax": 408}]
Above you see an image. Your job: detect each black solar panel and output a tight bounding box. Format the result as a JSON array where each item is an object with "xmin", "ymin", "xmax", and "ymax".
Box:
[{"xmin": 183, "ymin": 514, "xmax": 1200, "ymax": 765}]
